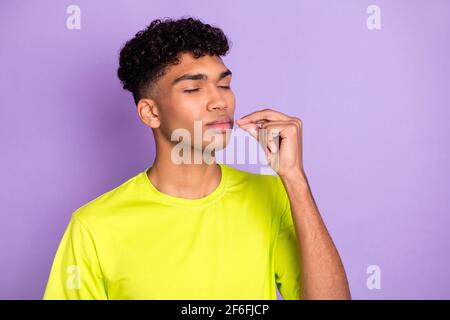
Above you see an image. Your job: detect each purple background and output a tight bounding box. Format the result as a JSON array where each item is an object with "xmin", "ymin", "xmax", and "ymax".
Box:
[{"xmin": 1, "ymin": 0, "xmax": 449, "ymax": 299}]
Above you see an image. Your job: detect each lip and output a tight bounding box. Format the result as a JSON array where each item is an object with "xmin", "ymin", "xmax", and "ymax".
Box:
[
  {"xmin": 205, "ymin": 117, "xmax": 232, "ymax": 126},
  {"xmin": 206, "ymin": 122, "xmax": 232, "ymax": 131},
  {"xmin": 205, "ymin": 117, "xmax": 233, "ymax": 131}
]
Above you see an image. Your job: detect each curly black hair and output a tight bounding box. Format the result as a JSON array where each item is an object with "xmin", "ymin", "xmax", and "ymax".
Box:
[{"xmin": 117, "ymin": 17, "xmax": 231, "ymax": 105}]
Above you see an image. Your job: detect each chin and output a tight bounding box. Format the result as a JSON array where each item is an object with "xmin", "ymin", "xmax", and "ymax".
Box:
[{"xmin": 202, "ymin": 130, "xmax": 231, "ymax": 151}]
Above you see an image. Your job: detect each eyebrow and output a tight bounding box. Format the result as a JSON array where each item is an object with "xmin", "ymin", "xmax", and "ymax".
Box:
[{"xmin": 171, "ymin": 69, "xmax": 232, "ymax": 86}]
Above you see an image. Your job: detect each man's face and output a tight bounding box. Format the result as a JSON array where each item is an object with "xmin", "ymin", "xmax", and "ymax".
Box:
[{"xmin": 149, "ymin": 52, "xmax": 235, "ymax": 154}]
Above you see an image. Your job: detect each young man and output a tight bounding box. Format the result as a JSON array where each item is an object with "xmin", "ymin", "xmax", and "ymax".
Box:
[{"xmin": 43, "ymin": 17, "xmax": 350, "ymax": 300}]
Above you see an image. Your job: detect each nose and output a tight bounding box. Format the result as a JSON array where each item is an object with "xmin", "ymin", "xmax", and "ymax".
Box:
[{"xmin": 206, "ymin": 86, "xmax": 228, "ymax": 111}]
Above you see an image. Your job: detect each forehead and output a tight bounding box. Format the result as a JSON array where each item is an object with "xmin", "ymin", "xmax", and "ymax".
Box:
[{"xmin": 164, "ymin": 52, "xmax": 228, "ymax": 82}]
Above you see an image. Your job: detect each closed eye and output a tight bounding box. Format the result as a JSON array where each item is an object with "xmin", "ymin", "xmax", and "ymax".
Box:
[
  {"xmin": 184, "ymin": 88, "xmax": 200, "ymax": 93},
  {"xmin": 184, "ymin": 86, "xmax": 231, "ymax": 93}
]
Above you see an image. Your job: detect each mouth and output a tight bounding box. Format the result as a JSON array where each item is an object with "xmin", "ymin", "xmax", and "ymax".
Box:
[
  {"xmin": 206, "ymin": 122, "xmax": 232, "ymax": 131},
  {"xmin": 205, "ymin": 118, "xmax": 233, "ymax": 131}
]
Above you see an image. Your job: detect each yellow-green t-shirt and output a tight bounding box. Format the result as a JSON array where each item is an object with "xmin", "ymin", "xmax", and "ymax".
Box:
[{"xmin": 43, "ymin": 163, "xmax": 301, "ymax": 300}]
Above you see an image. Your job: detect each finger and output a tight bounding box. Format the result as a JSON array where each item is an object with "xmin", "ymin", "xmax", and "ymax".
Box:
[
  {"xmin": 267, "ymin": 128, "xmax": 281, "ymax": 153},
  {"xmin": 236, "ymin": 109, "xmax": 291, "ymax": 125},
  {"xmin": 261, "ymin": 120, "xmax": 297, "ymax": 129},
  {"xmin": 253, "ymin": 119, "xmax": 270, "ymax": 128},
  {"xmin": 239, "ymin": 122, "xmax": 280, "ymax": 159},
  {"xmin": 237, "ymin": 118, "xmax": 269, "ymax": 130},
  {"xmin": 261, "ymin": 120, "xmax": 288, "ymax": 150},
  {"xmin": 239, "ymin": 123, "xmax": 273, "ymax": 158},
  {"xmin": 265, "ymin": 126, "xmax": 283, "ymax": 154},
  {"xmin": 262, "ymin": 121, "xmax": 299, "ymax": 140},
  {"xmin": 238, "ymin": 122, "xmax": 259, "ymax": 140},
  {"xmin": 260, "ymin": 129, "xmax": 271, "ymax": 160},
  {"xmin": 264, "ymin": 130, "xmax": 279, "ymax": 171}
]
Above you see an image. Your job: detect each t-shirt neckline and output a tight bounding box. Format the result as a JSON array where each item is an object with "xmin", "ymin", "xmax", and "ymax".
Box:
[{"xmin": 140, "ymin": 163, "xmax": 228, "ymax": 207}]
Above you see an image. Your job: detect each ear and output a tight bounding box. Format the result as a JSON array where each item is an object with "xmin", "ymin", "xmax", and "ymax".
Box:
[{"xmin": 137, "ymin": 98, "xmax": 160, "ymax": 129}]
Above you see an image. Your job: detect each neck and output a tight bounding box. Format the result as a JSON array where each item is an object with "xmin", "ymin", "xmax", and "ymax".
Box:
[{"xmin": 147, "ymin": 133, "xmax": 222, "ymax": 200}]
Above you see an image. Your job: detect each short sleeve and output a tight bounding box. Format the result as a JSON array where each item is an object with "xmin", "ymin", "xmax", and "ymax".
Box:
[
  {"xmin": 43, "ymin": 214, "xmax": 108, "ymax": 300},
  {"xmin": 273, "ymin": 176, "xmax": 302, "ymax": 300}
]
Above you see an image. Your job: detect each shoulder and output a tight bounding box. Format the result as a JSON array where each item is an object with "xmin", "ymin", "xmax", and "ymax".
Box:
[{"xmin": 72, "ymin": 170, "xmax": 143, "ymax": 227}]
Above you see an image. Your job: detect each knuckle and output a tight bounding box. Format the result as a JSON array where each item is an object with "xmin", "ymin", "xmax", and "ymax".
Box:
[
  {"xmin": 289, "ymin": 121, "xmax": 300, "ymax": 131},
  {"xmin": 292, "ymin": 117, "xmax": 302, "ymax": 127}
]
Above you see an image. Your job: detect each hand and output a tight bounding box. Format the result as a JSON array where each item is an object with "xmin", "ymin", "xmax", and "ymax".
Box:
[{"xmin": 236, "ymin": 108, "xmax": 304, "ymax": 180}]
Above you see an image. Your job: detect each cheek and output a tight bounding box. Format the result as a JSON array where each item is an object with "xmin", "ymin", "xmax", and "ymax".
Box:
[
  {"xmin": 227, "ymin": 91, "xmax": 236, "ymax": 110},
  {"xmin": 165, "ymin": 109, "xmax": 200, "ymax": 141},
  {"xmin": 164, "ymin": 96, "xmax": 200, "ymax": 124},
  {"xmin": 172, "ymin": 93, "xmax": 204, "ymax": 113}
]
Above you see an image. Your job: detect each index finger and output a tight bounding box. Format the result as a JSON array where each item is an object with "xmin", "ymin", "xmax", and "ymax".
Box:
[{"xmin": 236, "ymin": 109, "xmax": 291, "ymax": 125}]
